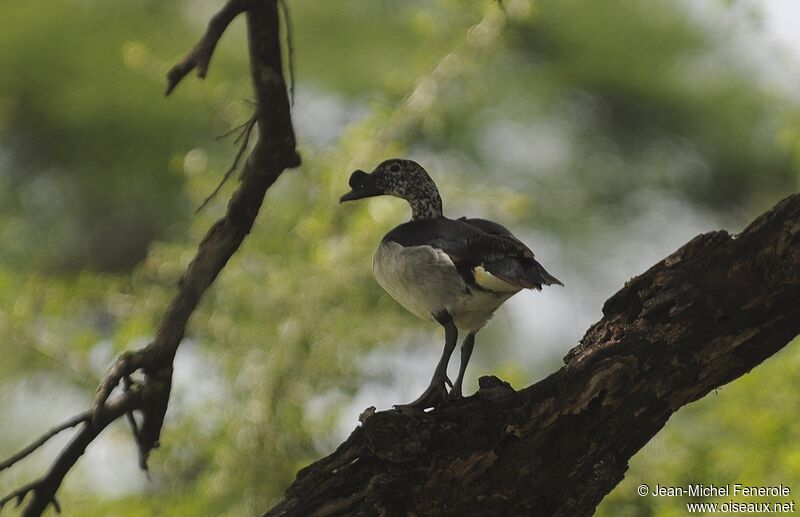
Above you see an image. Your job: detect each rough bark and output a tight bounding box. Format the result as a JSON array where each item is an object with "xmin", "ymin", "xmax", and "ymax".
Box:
[{"xmin": 264, "ymin": 193, "xmax": 800, "ymax": 517}]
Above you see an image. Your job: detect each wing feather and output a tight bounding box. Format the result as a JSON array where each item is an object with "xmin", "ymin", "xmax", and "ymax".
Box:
[{"xmin": 383, "ymin": 217, "xmax": 563, "ymax": 291}]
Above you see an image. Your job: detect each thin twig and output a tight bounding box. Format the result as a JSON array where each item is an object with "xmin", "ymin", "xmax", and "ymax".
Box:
[
  {"xmin": 233, "ymin": 113, "xmax": 257, "ymax": 145},
  {"xmin": 196, "ymin": 114, "xmax": 258, "ymax": 213},
  {"xmin": 1, "ymin": 390, "xmax": 143, "ymax": 516},
  {"xmin": 279, "ymin": 0, "xmax": 295, "ymax": 106},
  {"xmin": 0, "ymin": 482, "xmax": 61, "ymax": 515},
  {"xmin": 0, "ymin": 482, "xmax": 36, "ymax": 511},
  {"xmin": 122, "ymin": 376, "xmax": 149, "ymax": 474},
  {"xmin": 216, "ymin": 114, "xmax": 256, "ymax": 141},
  {"xmin": 0, "ymin": 412, "xmax": 91, "ymax": 473}
]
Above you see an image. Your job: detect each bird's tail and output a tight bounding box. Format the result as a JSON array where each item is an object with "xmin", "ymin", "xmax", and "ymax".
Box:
[
  {"xmin": 533, "ymin": 262, "xmax": 563, "ymax": 287},
  {"xmin": 482, "ymin": 258, "xmax": 563, "ymax": 290}
]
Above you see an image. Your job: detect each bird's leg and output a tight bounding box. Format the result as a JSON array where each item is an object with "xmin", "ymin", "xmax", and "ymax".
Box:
[
  {"xmin": 396, "ymin": 312, "xmax": 458, "ymax": 410},
  {"xmin": 448, "ymin": 332, "xmax": 476, "ymax": 400}
]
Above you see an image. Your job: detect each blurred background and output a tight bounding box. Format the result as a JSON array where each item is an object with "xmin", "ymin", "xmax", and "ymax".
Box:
[{"xmin": 1, "ymin": 0, "xmax": 799, "ymax": 515}]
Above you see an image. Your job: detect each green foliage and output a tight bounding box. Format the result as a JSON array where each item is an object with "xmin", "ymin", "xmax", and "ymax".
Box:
[
  {"xmin": 0, "ymin": 1, "xmax": 210, "ymax": 271},
  {"xmin": 0, "ymin": 0, "xmax": 798, "ymax": 514}
]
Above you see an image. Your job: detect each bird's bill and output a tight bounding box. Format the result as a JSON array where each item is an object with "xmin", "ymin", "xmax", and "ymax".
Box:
[
  {"xmin": 339, "ymin": 170, "xmax": 381, "ymax": 203},
  {"xmin": 339, "ymin": 188, "xmax": 375, "ymax": 202}
]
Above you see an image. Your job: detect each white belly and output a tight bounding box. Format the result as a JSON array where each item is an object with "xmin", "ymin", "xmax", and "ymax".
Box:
[{"xmin": 372, "ymin": 241, "xmax": 518, "ymax": 331}]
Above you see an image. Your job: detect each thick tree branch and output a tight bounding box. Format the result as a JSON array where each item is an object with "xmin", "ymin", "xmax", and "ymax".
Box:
[
  {"xmin": 264, "ymin": 194, "xmax": 800, "ymax": 517},
  {"xmin": 1, "ymin": 1, "xmax": 298, "ymax": 515}
]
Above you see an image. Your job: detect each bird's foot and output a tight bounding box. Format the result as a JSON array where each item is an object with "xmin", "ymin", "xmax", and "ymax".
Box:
[
  {"xmin": 446, "ymin": 385, "xmax": 463, "ymax": 402},
  {"xmin": 395, "ymin": 383, "xmax": 448, "ymax": 411}
]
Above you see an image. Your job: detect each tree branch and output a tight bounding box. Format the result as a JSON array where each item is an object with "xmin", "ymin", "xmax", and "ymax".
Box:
[
  {"xmin": 1, "ymin": 390, "xmax": 142, "ymax": 516},
  {"xmin": 165, "ymin": 0, "xmax": 253, "ymax": 95},
  {"xmin": 0, "ymin": 413, "xmax": 90, "ymax": 474},
  {"xmin": 1, "ymin": 1, "xmax": 298, "ymax": 515},
  {"xmin": 197, "ymin": 113, "xmax": 258, "ymax": 213},
  {"xmin": 264, "ymin": 194, "xmax": 800, "ymax": 517}
]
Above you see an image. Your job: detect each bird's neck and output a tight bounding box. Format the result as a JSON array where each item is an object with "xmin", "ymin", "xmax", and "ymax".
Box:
[{"xmin": 409, "ymin": 190, "xmax": 443, "ymax": 220}]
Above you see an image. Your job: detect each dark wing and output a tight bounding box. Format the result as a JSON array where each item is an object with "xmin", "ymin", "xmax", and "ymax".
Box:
[
  {"xmin": 459, "ymin": 217, "xmax": 563, "ymax": 290},
  {"xmin": 383, "ymin": 217, "xmax": 563, "ymax": 290},
  {"xmin": 457, "ymin": 217, "xmax": 534, "ymax": 258}
]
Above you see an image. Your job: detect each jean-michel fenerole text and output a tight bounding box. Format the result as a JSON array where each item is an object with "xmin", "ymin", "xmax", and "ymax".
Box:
[{"xmin": 650, "ymin": 484, "xmax": 791, "ymax": 498}]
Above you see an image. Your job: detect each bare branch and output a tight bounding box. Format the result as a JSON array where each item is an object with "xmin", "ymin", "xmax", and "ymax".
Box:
[
  {"xmin": 0, "ymin": 482, "xmax": 39, "ymax": 513},
  {"xmin": 2, "ymin": 390, "xmax": 142, "ymax": 517},
  {"xmin": 215, "ymin": 112, "xmax": 258, "ymax": 141},
  {"xmin": 165, "ymin": 0, "xmax": 253, "ymax": 95},
  {"xmin": 0, "ymin": 483, "xmax": 60, "ymax": 516},
  {"xmin": 278, "ymin": 0, "xmax": 295, "ymax": 106},
  {"xmin": 0, "ymin": 412, "xmax": 90, "ymax": 473},
  {"xmin": 122, "ymin": 376, "xmax": 150, "ymax": 473},
  {"xmin": 197, "ymin": 113, "xmax": 258, "ymax": 213},
  {"xmin": 3, "ymin": 1, "xmax": 300, "ymax": 515}
]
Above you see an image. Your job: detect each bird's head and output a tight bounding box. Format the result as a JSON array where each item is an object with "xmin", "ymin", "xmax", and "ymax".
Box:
[{"xmin": 339, "ymin": 159, "xmax": 437, "ymax": 204}]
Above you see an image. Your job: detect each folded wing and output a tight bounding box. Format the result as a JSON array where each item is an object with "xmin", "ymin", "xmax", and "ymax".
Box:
[{"xmin": 382, "ymin": 217, "xmax": 563, "ymax": 292}]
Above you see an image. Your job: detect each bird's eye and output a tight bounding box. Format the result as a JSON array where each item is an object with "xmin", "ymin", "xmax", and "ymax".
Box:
[
  {"xmin": 358, "ymin": 183, "xmax": 366, "ymax": 189},
  {"xmin": 390, "ymin": 164, "xmax": 400, "ymax": 172}
]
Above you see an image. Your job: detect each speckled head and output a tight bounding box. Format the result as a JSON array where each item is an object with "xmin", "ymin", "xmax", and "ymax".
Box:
[{"xmin": 340, "ymin": 159, "xmax": 443, "ymax": 220}]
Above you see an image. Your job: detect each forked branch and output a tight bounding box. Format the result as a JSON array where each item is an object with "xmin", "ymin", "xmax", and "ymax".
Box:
[
  {"xmin": 1, "ymin": 390, "xmax": 142, "ymax": 516},
  {"xmin": 0, "ymin": 412, "xmax": 90, "ymax": 474},
  {"xmin": 1, "ymin": 1, "xmax": 299, "ymax": 515},
  {"xmin": 197, "ymin": 113, "xmax": 259, "ymax": 213},
  {"xmin": 165, "ymin": 0, "xmax": 253, "ymax": 95}
]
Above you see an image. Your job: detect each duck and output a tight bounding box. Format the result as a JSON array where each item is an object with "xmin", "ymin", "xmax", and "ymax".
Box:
[{"xmin": 340, "ymin": 158, "xmax": 562, "ymax": 409}]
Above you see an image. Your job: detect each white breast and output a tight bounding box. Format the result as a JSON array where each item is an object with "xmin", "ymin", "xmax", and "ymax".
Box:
[
  {"xmin": 373, "ymin": 241, "xmax": 465, "ymax": 322},
  {"xmin": 372, "ymin": 241, "xmax": 519, "ymax": 331}
]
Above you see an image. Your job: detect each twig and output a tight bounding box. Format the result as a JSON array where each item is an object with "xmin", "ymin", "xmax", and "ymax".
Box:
[
  {"xmin": 0, "ymin": 412, "xmax": 90, "ymax": 473},
  {"xmin": 122, "ymin": 376, "xmax": 149, "ymax": 474},
  {"xmin": 0, "ymin": 483, "xmax": 60, "ymax": 515},
  {"xmin": 1, "ymin": 390, "xmax": 142, "ymax": 516},
  {"xmin": 278, "ymin": 0, "xmax": 295, "ymax": 106},
  {"xmin": 216, "ymin": 113, "xmax": 257, "ymax": 141},
  {"xmin": 196, "ymin": 113, "xmax": 258, "ymax": 213},
  {"xmin": 165, "ymin": 0, "xmax": 253, "ymax": 95},
  {"xmin": 0, "ymin": 483, "xmax": 36, "ymax": 512}
]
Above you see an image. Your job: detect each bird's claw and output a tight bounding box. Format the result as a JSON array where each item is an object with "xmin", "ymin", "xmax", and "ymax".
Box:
[{"xmin": 395, "ymin": 383, "xmax": 448, "ymax": 410}]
